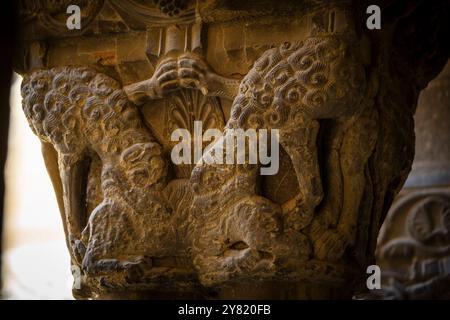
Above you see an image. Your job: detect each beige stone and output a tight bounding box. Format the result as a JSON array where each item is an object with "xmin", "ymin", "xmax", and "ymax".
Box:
[{"xmin": 13, "ymin": 0, "xmax": 450, "ymax": 299}]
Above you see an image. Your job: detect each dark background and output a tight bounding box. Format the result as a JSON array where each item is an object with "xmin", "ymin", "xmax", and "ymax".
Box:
[{"xmin": 0, "ymin": 1, "xmax": 17, "ymax": 294}]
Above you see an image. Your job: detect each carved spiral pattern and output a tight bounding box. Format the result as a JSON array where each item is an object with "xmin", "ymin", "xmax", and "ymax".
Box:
[
  {"xmin": 21, "ymin": 66, "xmax": 165, "ymax": 189},
  {"xmin": 227, "ymin": 36, "xmax": 366, "ymax": 130}
]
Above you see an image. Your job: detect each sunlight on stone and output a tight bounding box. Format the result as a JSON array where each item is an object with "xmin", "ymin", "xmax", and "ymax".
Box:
[{"xmin": 2, "ymin": 74, "xmax": 73, "ymax": 300}]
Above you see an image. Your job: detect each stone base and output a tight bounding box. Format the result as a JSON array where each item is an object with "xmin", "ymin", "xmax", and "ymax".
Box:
[{"xmin": 90, "ymin": 281, "xmax": 354, "ymax": 300}]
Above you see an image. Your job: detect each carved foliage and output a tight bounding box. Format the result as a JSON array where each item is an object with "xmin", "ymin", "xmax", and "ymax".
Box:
[{"xmin": 164, "ymin": 89, "xmax": 225, "ymax": 177}]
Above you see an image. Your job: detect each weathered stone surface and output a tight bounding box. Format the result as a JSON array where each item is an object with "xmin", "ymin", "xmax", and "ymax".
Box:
[
  {"xmin": 14, "ymin": 0, "xmax": 450, "ymax": 299},
  {"xmin": 377, "ymin": 60, "xmax": 450, "ymax": 299}
]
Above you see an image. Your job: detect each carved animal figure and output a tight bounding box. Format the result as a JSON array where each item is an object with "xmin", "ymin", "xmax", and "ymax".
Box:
[
  {"xmin": 190, "ymin": 35, "xmax": 372, "ymax": 283},
  {"xmin": 21, "ymin": 67, "xmax": 172, "ymax": 279},
  {"xmin": 228, "ymin": 36, "xmax": 367, "ymax": 228}
]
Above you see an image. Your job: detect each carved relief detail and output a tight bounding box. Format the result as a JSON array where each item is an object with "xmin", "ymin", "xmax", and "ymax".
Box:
[
  {"xmin": 21, "ymin": 67, "xmax": 180, "ymax": 294},
  {"xmin": 377, "ymin": 189, "xmax": 450, "ymax": 299},
  {"xmin": 14, "ymin": 0, "xmax": 450, "ymax": 300},
  {"xmin": 164, "ymin": 89, "xmax": 225, "ymax": 177},
  {"xmin": 189, "ymin": 34, "xmax": 376, "ymax": 284},
  {"xmin": 20, "ymin": 30, "xmax": 378, "ymax": 294},
  {"xmin": 19, "ymin": 0, "xmax": 105, "ymax": 37}
]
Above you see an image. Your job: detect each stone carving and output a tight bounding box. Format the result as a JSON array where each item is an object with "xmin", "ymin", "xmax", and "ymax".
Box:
[
  {"xmin": 163, "ymin": 89, "xmax": 225, "ymax": 177},
  {"xmin": 20, "ymin": 67, "xmax": 176, "ymax": 290},
  {"xmin": 124, "ymin": 51, "xmax": 240, "ymax": 103},
  {"xmin": 377, "ymin": 190, "xmax": 450, "ymax": 299},
  {"xmin": 152, "ymin": 0, "xmax": 189, "ymax": 17},
  {"xmin": 124, "ymin": 51, "xmax": 237, "ymax": 178},
  {"xmin": 189, "ymin": 35, "xmax": 375, "ymax": 284},
  {"xmin": 20, "ymin": 32, "xmax": 376, "ymax": 294},
  {"xmin": 14, "ymin": 0, "xmax": 450, "ymax": 299},
  {"xmin": 18, "ymin": 0, "xmax": 105, "ymax": 37}
]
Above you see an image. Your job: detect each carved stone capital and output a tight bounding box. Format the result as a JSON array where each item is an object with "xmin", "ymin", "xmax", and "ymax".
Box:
[{"xmin": 14, "ymin": 0, "xmax": 450, "ymax": 299}]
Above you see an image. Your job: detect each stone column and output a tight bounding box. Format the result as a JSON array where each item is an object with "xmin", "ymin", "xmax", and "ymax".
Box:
[
  {"xmin": 377, "ymin": 60, "xmax": 450, "ymax": 299},
  {"xmin": 13, "ymin": 1, "xmax": 450, "ymax": 299}
]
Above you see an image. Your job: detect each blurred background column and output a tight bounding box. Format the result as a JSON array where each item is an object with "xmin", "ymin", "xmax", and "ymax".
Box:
[{"xmin": 377, "ymin": 60, "xmax": 450, "ymax": 299}]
